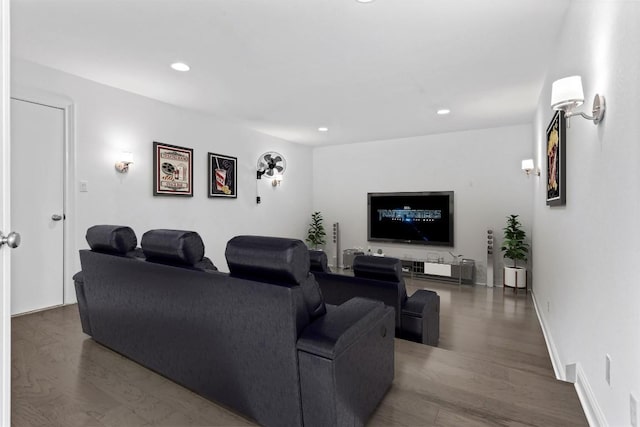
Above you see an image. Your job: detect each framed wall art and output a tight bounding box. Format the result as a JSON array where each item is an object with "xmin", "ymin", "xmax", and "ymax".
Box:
[
  {"xmin": 546, "ymin": 111, "xmax": 566, "ymax": 206},
  {"xmin": 153, "ymin": 141, "xmax": 194, "ymax": 197},
  {"xmin": 208, "ymin": 152, "xmax": 237, "ymax": 198}
]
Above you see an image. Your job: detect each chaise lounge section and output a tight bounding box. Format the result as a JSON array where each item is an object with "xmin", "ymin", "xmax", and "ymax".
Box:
[{"xmin": 76, "ymin": 227, "xmax": 395, "ymax": 427}]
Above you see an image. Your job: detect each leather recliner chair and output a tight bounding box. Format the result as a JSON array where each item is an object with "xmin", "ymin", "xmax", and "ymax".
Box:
[
  {"xmin": 311, "ymin": 251, "xmax": 440, "ymax": 346},
  {"xmin": 74, "ymin": 225, "xmax": 217, "ymax": 335}
]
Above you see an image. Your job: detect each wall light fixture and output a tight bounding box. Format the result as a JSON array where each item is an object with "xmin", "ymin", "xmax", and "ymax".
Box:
[
  {"xmin": 551, "ymin": 75, "xmax": 605, "ymax": 125},
  {"xmin": 115, "ymin": 152, "xmax": 134, "ymax": 173},
  {"xmin": 272, "ymin": 174, "xmax": 283, "ymax": 187},
  {"xmin": 521, "ymin": 159, "xmax": 539, "ymax": 176}
]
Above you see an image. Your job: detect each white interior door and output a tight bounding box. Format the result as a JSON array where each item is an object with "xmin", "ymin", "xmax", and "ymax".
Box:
[
  {"xmin": 10, "ymin": 98, "xmax": 64, "ymax": 315},
  {"xmin": 1, "ymin": 0, "xmax": 11, "ymax": 422}
]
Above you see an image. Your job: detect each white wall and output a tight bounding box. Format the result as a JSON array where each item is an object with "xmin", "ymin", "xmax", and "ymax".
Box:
[
  {"xmin": 312, "ymin": 124, "xmax": 533, "ymax": 285},
  {"xmin": 531, "ymin": 2, "xmax": 640, "ymax": 425},
  {"xmin": 11, "ymin": 59, "xmax": 314, "ymax": 302}
]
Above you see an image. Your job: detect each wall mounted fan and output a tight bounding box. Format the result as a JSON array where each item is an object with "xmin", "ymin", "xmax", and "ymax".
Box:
[
  {"xmin": 256, "ymin": 151, "xmax": 287, "ymax": 204},
  {"xmin": 257, "ymin": 152, "xmax": 286, "ymax": 180}
]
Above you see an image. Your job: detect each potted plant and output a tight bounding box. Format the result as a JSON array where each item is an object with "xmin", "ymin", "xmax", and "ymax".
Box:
[
  {"xmin": 500, "ymin": 214, "xmax": 529, "ymax": 290},
  {"xmin": 306, "ymin": 211, "xmax": 326, "ymax": 250}
]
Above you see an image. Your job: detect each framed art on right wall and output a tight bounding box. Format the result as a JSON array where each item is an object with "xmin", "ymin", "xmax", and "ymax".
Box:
[{"xmin": 546, "ymin": 110, "xmax": 566, "ymax": 206}]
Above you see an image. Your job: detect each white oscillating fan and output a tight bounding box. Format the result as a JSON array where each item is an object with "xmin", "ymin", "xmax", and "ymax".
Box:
[
  {"xmin": 257, "ymin": 152, "xmax": 286, "ymax": 179},
  {"xmin": 256, "ymin": 152, "xmax": 286, "ymax": 203}
]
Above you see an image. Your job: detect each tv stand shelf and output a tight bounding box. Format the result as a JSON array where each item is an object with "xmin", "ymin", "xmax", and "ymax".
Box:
[{"xmin": 401, "ymin": 259, "xmax": 475, "ymax": 284}]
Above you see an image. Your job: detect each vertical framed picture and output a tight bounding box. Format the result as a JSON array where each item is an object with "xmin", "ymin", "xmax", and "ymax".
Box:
[
  {"xmin": 153, "ymin": 141, "xmax": 194, "ymax": 197},
  {"xmin": 546, "ymin": 111, "xmax": 566, "ymax": 206},
  {"xmin": 208, "ymin": 152, "xmax": 237, "ymax": 198}
]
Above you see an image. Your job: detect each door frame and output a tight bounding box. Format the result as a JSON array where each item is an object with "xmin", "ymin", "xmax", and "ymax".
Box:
[
  {"xmin": 11, "ymin": 89, "xmax": 76, "ymax": 308},
  {"xmin": 1, "ymin": 0, "xmax": 10, "ymax": 423}
]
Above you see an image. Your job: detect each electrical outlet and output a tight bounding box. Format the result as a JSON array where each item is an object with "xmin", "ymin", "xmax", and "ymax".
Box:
[
  {"xmin": 631, "ymin": 393, "xmax": 638, "ymax": 427},
  {"xmin": 605, "ymin": 354, "xmax": 611, "ymax": 385}
]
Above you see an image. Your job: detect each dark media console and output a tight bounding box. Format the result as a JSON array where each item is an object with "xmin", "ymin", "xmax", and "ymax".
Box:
[{"xmin": 401, "ymin": 258, "xmax": 475, "ymax": 284}]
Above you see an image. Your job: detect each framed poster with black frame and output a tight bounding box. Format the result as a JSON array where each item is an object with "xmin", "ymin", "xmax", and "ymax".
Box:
[
  {"xmin": 208, "ymin": 152, "xmax": 237, "ymax": 198},
  {"xmin": 153, "ymin": 141, "xmax": 194, "ymax": 197},
  {"xmin": 546, "ymin": 111, "xmax": 566, "ymax": 206}
]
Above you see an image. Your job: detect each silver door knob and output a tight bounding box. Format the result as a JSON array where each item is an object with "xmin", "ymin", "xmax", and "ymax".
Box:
[
  {"xmin": 0, "ymin": 231, "xmax": 21, "ymax": 249},
  {"xmin": 51, "ymin": 214, "xmax": 63, "ymax": 221}
]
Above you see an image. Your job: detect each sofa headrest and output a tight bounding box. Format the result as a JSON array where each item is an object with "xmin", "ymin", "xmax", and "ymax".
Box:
[
  {"xmin": 141, "ymin": 229, "xmax": 205, "ymax": 266},
  {"xmin": 86, "ymin": 225, "xmax": 137, "ymax": 254},
  {"xmin": 353, "ymin": 256, "xmax": 403, "ymax": 282},
  {"xmin": 225, "ymin": 236, "xmax": 310, "ymax": 287},
  {"xmin": 309, "ymin": 250, "xmax": 330, "ymax": 273}
]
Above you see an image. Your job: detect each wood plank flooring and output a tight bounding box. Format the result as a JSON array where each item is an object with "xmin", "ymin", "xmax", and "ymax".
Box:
[{"xmin": 11, "ymin": 280, "xmax": 587, "ymax": 426}]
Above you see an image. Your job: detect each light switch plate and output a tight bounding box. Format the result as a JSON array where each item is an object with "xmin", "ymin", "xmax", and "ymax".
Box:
[{"xmin": 79, "ymin": 180, "xmax": 88, "ymax": 192}]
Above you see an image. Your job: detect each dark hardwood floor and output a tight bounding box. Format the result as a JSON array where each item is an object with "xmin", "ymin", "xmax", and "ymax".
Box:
[{"xmin": 11, "ymin": 280, "xmax": 587, "ymax": 426}]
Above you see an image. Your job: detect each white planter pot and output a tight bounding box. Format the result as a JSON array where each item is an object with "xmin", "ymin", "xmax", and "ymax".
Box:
[{"xmin": 504, "ymin": 267, "xmax": 526, "ymax": 288}]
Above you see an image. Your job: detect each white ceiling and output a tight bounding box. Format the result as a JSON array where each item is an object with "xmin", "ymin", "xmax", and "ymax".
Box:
[{"xmin": 11, "ymin": 0, "xmax": 571, "ymax": 146}]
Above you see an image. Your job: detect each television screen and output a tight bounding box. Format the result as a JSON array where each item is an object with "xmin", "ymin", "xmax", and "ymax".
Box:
[{"xmin": 367, "ymin": 191, "xmax": 454, "ymax": 246}]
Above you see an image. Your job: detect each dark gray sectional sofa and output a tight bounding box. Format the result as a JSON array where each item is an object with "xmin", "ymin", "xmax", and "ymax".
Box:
[
  {"xmin": 309, "ymin": 250, "xmax": 440, "ymax": 347},
  {"xmin": 75, "ymin": 226, "xmax": 394, "ymax": 427}
]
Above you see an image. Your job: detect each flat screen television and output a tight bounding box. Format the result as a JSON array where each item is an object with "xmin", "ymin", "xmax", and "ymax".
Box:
[{"xmin": 367, "ymin": 191, "xmax": 454, "ymax": 246}]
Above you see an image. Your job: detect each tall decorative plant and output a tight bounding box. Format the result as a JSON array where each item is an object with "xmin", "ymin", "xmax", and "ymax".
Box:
[
  {"xmin": 500, "ymin": 214, "xmax": 529, "ymax": 268},
  {"xmin": 306, "ymin": 211, "xmax": 326, "ymax": 249}
]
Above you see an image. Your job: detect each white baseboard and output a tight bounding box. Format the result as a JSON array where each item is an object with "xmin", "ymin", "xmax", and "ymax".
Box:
[
  {"xmin": 575, "ymin": 363, "xmax": 608, "ymax": 427},
  {"xmin": 530, "ymin": 290, "xmax": 565, "ymax": 381},
  {"xmin": 531, "ymin": 291, "xmax": 607, "ymax": 427}
]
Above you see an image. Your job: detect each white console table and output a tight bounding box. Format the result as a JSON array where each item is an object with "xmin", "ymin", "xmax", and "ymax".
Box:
[{"xmin": 401, "ymin": 259, "xmax": 475, "ymax": 284}]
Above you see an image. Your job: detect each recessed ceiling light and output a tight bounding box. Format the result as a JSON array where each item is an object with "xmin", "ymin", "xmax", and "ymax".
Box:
[
  {"xmin": 318, "ymin": 127, "xmax": 329, "ymax": 132},
  {"xmin": 170, "ymin": 62, "xmax": 190, "ymax": 72},
  {"xmin": 437, "ymin": 109, "xmax": 451, "ymax": 115},
  {"xmin": 356, "ymin": 0, "xmax": 374, "ymax": 3}
]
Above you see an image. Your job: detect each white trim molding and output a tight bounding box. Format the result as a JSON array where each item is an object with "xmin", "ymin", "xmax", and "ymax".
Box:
[
  {"xmin": 575, "ymin": 363, "xmax": 608, "ymax": 427},
  {"xmin": 531, "ymin": 290, "xmax": 564, "ymax": 380},
  {"xmin": 531, "ymin": 290, "xmax": 607, "ymax": 427}
]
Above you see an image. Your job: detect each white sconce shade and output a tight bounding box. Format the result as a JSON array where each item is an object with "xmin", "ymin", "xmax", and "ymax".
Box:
[
  {"xmin": 550, "ymin": 75, "xmax": 605, "ymax": 125},
  {"xmin": 521, "ymin": 158, "xmax": 539, "ymax": 176},
  {"xmin": 551, "ymin": 76, "xmax": 585, "ymax": 111},
  {"xmin": 115, "ymin": 151, "xmax": 134, "ymax": 173},
  {"xmin": 121, "ymin": 151, "xmax": 133, "ymax": 163}
]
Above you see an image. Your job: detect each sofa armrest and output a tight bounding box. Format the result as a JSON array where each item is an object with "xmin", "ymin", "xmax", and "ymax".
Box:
[
  {"xmin": 402, "ymin": 289, "xmax": 438, "ymax": 316},
  {"xmin": 297, "ymin": 298, "xmax": 395, "ymax": 427},
  {"xmin": 73, "ymin": 271, "xmax": 84, "ymax": 284},
  {"xmin": 73, "ymin": 271, "xmax": 92, "ymax": 335},
  {"xmin": 400, "ymin": 289, "xmax": 439, "ymax": 346},
  {"xmin": 297, "ymin": 297, "xmax": 389, "ymax": 359}
]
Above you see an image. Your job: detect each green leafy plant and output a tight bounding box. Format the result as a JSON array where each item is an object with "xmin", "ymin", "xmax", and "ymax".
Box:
[
  {"xmin": 500, "ymin": 214, "xmax": 529, "ymax": 268},
  {"xmin": 306, "ymin": 211, "xmax": 326, "ymax": 249}
]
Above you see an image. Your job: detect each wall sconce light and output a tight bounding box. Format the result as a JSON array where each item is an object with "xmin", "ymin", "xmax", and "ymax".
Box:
[
  {"xmin": 272, "ymin": 174, "xmax": 283, "ymax": 187},
  {"xmin": 551, "ymin": 75, "xmax": 605, "ymax": 125},
  {"xmin": 115, "ymin": 152, "xmax": 134, "ymax": 173},
  {"xmin": 521, "ymin": 159, "xmax": 539, "ymax": 176}
]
